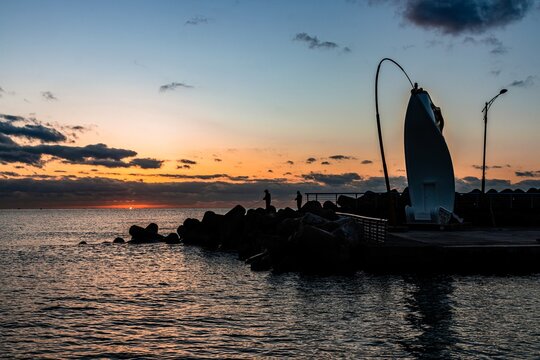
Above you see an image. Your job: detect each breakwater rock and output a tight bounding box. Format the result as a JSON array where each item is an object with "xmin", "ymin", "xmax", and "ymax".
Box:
[
  {"xmin": 127, "ymin": 201, "xmax": 368, "ymax": 274},
  {"xmin": 128, "ymin": 222, "xmax": 179, "ymax": 244},
  {"xmin": 336, "ymin": 188, "xmax": 540, "ymax": 226},
  {"xmin": 178, "ymin": 202, "xmax": 365, "ymax": 273}
]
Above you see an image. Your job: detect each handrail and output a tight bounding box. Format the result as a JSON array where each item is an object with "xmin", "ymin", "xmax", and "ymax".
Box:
[{"xmin": 338, "ymin": 212, "xmax": 388, "ymax": 243}]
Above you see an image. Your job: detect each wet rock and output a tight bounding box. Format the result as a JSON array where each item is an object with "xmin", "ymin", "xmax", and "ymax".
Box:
[
  {"xmin": 146, "ymin": 223, "xmax": 159, "ymax": 235},
  {"xmin": 129, "ymin": 224, "xmax": 164, "ymax": 243},
  {"xmin": 249, "ymin": 252, "xmax": 272, "ymax": 271},
  {"xmin": 288, "ymin": 224, "xmax": 348, "ymax": 273},
  {"xmin": 337, "ymin": 195, "xmax": 357, "ymax": 210},
  {"xmin": 277, "ymin": 217, "xmax": 302, "ymax": 239},
  {"xmin": 300, "ymin": 212, "xmax": 330, "ymax": 228},
  {"xmin": 179, "ymin": 218, "xmax": 210, "ymax": 246},
  {"xmin": 113, "ymin": 237, "xmax": 125, "ymax": 244},
  {"xmin": 300, "ymin": 200, "xmax": 323, "ymax": 214},
  {"xmin": 276, "ymin": 207, "xmax": 299, "ymax": 221},
  {"xmin": 226, "ymin": 204, "xmax": 246, "ymax": 218},
  {"xmin": 323, "ymin": 200, "xmax": 339, "ymax": 212},
  {"xmin": 221, "ymin": 209, "xmax": 246, "ymax": 250},
  {"xmin": 164, "ymin": 233, "xmax": 180, "ymax": 244}
]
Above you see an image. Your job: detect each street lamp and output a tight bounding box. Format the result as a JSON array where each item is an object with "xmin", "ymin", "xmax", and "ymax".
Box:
[{"xmin": 481, "ymin": 88, "xmax": 508, "ymax": 194}]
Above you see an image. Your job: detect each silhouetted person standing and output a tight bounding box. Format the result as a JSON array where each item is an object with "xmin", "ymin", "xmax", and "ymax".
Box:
[
  {"xmin": 263, "ymin": 189, "xmax": 271, "ymax": 210},
  {"xmin": 295, "ymin": 191, "xmax": 302, "ymax": 210}
]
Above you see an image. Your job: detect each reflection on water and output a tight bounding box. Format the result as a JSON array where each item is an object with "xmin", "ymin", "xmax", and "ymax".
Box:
[
  {"xmin": 0, "ymin": 209, "xmax": 539, "ymax": 358},
  {"xmin": 402, "ymin": 275, "xmax": 457, "ymax": 359}
]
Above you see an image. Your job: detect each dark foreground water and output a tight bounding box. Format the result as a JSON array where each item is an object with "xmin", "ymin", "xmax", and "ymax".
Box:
[{"xmin": 0, "ymin": 209, "xmax": 539, "ymax": 359}]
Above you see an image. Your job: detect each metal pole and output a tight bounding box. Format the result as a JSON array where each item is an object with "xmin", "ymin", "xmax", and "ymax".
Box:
[
  {"xmin": 481, "ymin": 89, "xmax": 507, "ymax": 194},
  {"xmin": 482, "ymin": 102, "xmax": 488, "ymax": 194}
]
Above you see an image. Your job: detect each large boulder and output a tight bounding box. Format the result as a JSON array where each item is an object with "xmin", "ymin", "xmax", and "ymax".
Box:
[
  {"xmin": 323, "ymin": 200, "xmax": 339, "ymax": 212},
  {"xmin": 179, "ymin": 218, "xmax": 209, "ymax": 245},
  {"xmin": 300, "ymin": 212, "xmax": 330, "ymax": 228},
  {"xmin": 113, "ymin": 237, "xmax": 125, "ymax": 244},
  {"xmin": 300, "ymin": 200, "xmax": 323, "ymax": 214},
  {"xmin": 164, "ymin": 233, "xmax": 180, "ymax": 244},
  {"xmin": 146, "ymin": 223, "xmax": 159, "ymax": 235},
  {"xmin": 288, "ymin": 224, "xmax": 351, "ymax": 273},
  {"xmin": 129, "ymin": 224, "xmax": 163, "ymax": 243},
  {"xmin": 225, "ymin": 204, "xmax": 246, "ymax": 218}
]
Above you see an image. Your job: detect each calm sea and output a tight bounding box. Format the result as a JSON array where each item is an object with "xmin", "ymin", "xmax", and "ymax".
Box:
[{"xmin": 0, "ymin": 209, "xmax": 539, "ymax": 359}]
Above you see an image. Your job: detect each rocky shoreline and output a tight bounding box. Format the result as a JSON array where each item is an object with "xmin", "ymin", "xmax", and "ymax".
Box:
[
  {"xmin": 86, "ymin": 188, "xmax": 540, "ymax": 274},
  {"xmin": 118, "ymin": 201, "xmax": 367, "ymax": 274}
]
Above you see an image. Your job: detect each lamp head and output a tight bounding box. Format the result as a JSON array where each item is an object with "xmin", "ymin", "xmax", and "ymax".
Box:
[{"xmin": 500, "ymin": 89, "xmax": 508, "ymax": 94}]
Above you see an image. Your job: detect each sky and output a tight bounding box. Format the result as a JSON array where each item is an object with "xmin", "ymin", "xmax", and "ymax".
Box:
[{"xmin": 1, "ymin": 0, "xmax": 539, "ymax": 208}]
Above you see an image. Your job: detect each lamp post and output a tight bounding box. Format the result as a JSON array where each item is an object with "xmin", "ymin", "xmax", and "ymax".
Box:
[{"xmin": 481, "ymin": 88, "xmax": 508, "ymax": 194}]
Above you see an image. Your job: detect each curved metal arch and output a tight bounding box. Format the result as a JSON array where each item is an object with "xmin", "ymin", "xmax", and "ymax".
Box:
[{"xmin": 374, "ymin": 58, "xmax": 414, "ymax": 193}]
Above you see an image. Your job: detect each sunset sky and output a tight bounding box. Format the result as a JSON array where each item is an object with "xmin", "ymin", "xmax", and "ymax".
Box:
[{"xmin": 1, "ymin": 0, "xmax": 539, "ymax": 208}]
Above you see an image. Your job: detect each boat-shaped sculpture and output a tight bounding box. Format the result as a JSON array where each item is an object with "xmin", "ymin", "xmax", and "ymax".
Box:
[{"xmin": 404, "ymin": 85, "xmax": 455, "ymax": 225}]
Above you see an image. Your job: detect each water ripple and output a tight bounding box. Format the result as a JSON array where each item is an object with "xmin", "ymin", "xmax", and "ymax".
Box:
[{"xmin": 1, "ymin": 209, "xmax": 539, "ymax": 358}]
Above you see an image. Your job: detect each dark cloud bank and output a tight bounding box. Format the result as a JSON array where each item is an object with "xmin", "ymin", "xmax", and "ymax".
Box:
[
  {"xmin": 396, "ymin": 0, "xmax": 535, "ymax": 35},
  {"xmin": 2, "ymin": 172, "xmax": 538, "ymax": 208},
  {"xmin": 0, "ymin": 114, "xmax": 163, "ymax": 169}
]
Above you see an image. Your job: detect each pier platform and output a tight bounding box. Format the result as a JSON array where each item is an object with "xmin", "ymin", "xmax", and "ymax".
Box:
[{"xmin": 362, "ymin": 228, "xmax": 540, "ymax": 273}]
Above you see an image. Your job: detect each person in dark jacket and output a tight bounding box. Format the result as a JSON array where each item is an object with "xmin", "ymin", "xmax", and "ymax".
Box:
[
  {"xmin": 294, "ymin": 191, "xmax": 302, "ymax": 210},
  {"xmin": 263, "ymin": 189, "xmax": 271, "ymax": 210}
]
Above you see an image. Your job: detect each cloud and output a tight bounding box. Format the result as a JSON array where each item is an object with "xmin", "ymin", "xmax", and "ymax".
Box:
[
  {"xmin": 301, "ymin": 172, "xmax": 362, "ymax": 186},
  {"xmin": 0, "ymin": 121, "xmax": 67, "ymax": 143},
  {"xmin": 159, "ymin": 82, "xmax": 194, "ymax": 92},
  {"xmin": 129, "ymin": 158, "xmax": 163, "ymax": 169},
  {"xmin": 0, "ymin": 133, "xmax": 17, "ymax": 145},
  {"xmin": 455, "ymin": 175, "xmax": 517, "ymax": 191},
  {"xmin": 0, "ymin": 115, "xmax": 140, "ymax": 168},
  {"xmin": 329, "ymin": 154, "xmax": 356, "ymax": 161},
  {"xmin": 508, "ymin": 75, "xmax": 536, "ymax": 88},
  {"xmin": 185, "ymin": 16, "xmax": 209, "ymax": 25},
  {"xmin": 0, "ymin": 175, "xmax": 361, "ymax": 208},
  {"xmin": 286, "ymin": 160, "xmax": 294, "ymax": 165},
  {"xmin": 491, "ymin": 69, "xmax": 502, "ymax": 76},
  {"xmin": 0, "ymin": 171, "xmax": 20, "ymax": 177},
  {"xmin": 306, "ymin": 157, "xmax": 317, "ymax": 164},
  {"xmin": 463, "ymin": 35, "xmax": 508, "ymax": 54},
  {"xmin": 361, "ymin": 159, "xmax": 373, "ymax": 164},
  {"xmin": 321, "ymin": 161, "xmax": 330, "ymax": 165},
  {"xmin": 293, "ymin": 33, "xmax": 350, "ymax": 52},
  {"xmin": 41, "ymin": 91, "xmax": 58, "ymax": 101},
  {"xmin": 515, "ymin": 170, "xmax": 540, "ymax": 178},
  {"xmin": 179, "ymin": 159, "xmax": 197, "ymax": 165},
  {"xmin": 0, "ymin": 141, "xmax": 142, "ymax": 167},
  {"xmin": 5, "ymin": 173, "xmax": 538, "ymax": 208},
  {"xmin": 400, "ymin": 0, "xmax": 534, "ymax": 35},
  {"xmin": 472, "ymin": 164, "xmax": 510, "ymax": 170},
  {"xmin": 0, "ymin": 114, "xmax": 26, "ymax": 122},
  {"xmin": 44, "ymin": 143, "xmax": 137, "ymax": 161},
  {"xmin": 0, "ymin": 86, "xmax": 4, "ymax": 97},
  {"xmin": 214, "ymin": 158, "xmax": 222, "ymax": 162}
]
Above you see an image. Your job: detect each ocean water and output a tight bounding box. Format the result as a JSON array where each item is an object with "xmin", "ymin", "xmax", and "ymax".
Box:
[{"xmin": 0, "ymin": 209, "xmax": 539, "ymax": 359}]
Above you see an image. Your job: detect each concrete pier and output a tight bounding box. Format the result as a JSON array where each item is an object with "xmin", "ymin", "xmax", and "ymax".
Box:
[{"xmin": 362, "ymin": 228, "xmax": 540, "ymax": 273}]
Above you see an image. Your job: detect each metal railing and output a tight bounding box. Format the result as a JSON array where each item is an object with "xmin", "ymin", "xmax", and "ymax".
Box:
[
  {"xmin": 305, "ymin": 192, "xmax": 365, "ymax": 203},
  {"xmin": 337, "ymin": 212, "xmax": 388, "ymax": 243}
]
